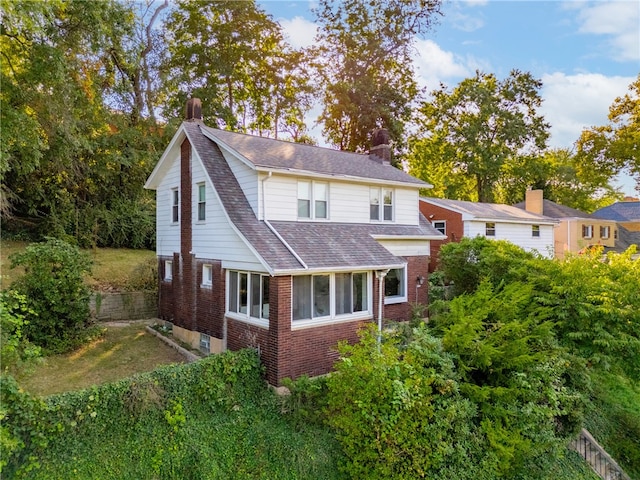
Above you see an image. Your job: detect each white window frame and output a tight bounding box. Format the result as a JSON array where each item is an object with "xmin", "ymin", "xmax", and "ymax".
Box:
[
  {"xmin": 582, "ymin": 224, "xmax": 593, "ymax": 239},
  {"xmin": 600, "ymin": 225, "xmax": 610, "ymax": 239},
  {"xmin": 197, "ymin": 183, "xmax": 206, "ymax": 222},
  {"xmin": 164, "ymin": 260, "xmax": 173, "ymax": 281},
  {"xmin": 297, "ymin": 180, "xmax": 328, "ymax": 220},
  {"xmin": 292, "ymin": 271, "xmax": 372, "ymax": 328},
  {"xmin": 432, "ymin": 220, "xmax": 446, "ymax": 235},
  {"xmin": 384, "ymin": 267, "xmax": 407, "ymax": 305},
  {"xmin": 202, "ymin": 264, "xmax": 213, "ymax": 287},
  {"xmin": 485, "ymin": 222, "xmax": 496, "ymax": 237},
  {"xmin": 227, "ymin": 271, "xmax": 270, "ymax": 327},
  {"xmin": 532, "ymin": 225, "xmax": 540, "ymax": 238},
  {"xmin": 199, "ymin": 333, "xmax": 211, "ymax": 354},
  {"xmin": 171, "ymin": 188, "xmax": 179, "ymax": 224},
  {"xmin": 370, "ymin": 187, "xmax": 394, "ymax": 222}
]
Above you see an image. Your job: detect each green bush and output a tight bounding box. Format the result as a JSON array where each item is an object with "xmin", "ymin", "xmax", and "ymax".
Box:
[
  {"xmin": 9, "ymin": 238, "xmax": 95, "ymax": 353},
  {"xmin": 0, "ymin": 291, "xmax": 41, "ymax": 376}
]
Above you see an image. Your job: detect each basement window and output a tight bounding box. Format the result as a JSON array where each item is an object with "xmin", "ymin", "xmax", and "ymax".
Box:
[{"xmin": 199, "ymin": 333, "xmax": 210, "ymax": 354}]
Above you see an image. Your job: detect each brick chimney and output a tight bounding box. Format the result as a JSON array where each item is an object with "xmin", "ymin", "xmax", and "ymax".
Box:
[
  {"xmin": 369, "ymin": 128, "xmax": 391, "ymax": 165},
  {"xmin": 525, "ymin": 189, "xmax": 544, "ymax": 215},
  {"xmin": 185, "ymin": 97, "xmax": 202, "ymax": 122}
]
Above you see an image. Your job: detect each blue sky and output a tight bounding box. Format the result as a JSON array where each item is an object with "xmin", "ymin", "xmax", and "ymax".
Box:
[{"xmin": 259, "ymin": 0, "xmax": 640, "ymax": 196}]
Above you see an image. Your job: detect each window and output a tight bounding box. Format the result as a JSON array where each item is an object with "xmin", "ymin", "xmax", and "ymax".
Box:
[
  {"xmin": 485, "ymin": 222, "xmax": 496, "ymax": 237},
  {"xmin": 197, "ymin": 183, "xmax": 206, "ymax": 221},
  {"xmin": 228, "ymin": 271, "xmax": 269, "ymax": 322},
  {"xmin": 582, "ymin": 224, "xmax": 593, "ymax": 239},
  {"xmin": 298, "ymin": 181, "xmax": 328, "ymax": 219},
  {"xmin": 164, "ymin": 260, "xmax": 173, "ymax": 281},
  {"xmin": 199, "ymin": 334, "xmax": 210, "ymax": 354},
  {"xmin": 384, "ymin": 267, "xmax": 406, "ymax": 303},
  {"xmin": 293, "ymin": 272, "xmax": 371, "ymax": 322},
  {"xmin": 433, "ymin": 221, "xmax": 446, "ymax": 235},
  {"xmin": 600, "ymin": 225, "xmax": 610, "ymax": 239},
  {"xmin": 370, "ymin": 187, "xmax": 394, "ymax": 221},
  {"xmin": 172, "ymin": 188, "xmax": 179, "ymax": 223},
  {"xmin": 614, "ymin": 229, "xmax": 618, "ymax": 240},
  {"xmin": 532, "ymin": 225, "xmax": 540, "ymax": 237},
  {"xmin": 202, "ymin": 264, "xmax": 212, "ymax": 287}
]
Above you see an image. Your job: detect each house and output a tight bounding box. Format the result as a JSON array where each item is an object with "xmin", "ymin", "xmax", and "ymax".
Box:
[
  {"xmin": 144, "ymin": 99, "xmax": 445, "ymax": 386},
  {"xmin": 592, "ymin": 199, "xmax": 640, "ymax": 254},
  {"xmin": 514, "ymin": 190, "xmax": 617, "ymax": 258},
  {"xmin": 419, "ymin": 196, "xmax": 557, "ymax": 271}
]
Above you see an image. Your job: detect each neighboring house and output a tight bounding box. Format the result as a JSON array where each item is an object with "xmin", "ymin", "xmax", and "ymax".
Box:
[
  {"xmin": 514, "ymin": 190, "xmax": 617, "ymax": 258},
  {"xmin": 592, "ymin": 199, "xmax": 640, "ymax": 254},
  {"xmin": 144, "ymin": 99, "xmax": 444, "ymax": 386},
  {"xmin": 419, "ymin": 197, "xmax": 557, "ymax": 271}
]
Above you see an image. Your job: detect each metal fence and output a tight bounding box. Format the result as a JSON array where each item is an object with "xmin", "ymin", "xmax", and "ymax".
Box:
[{"xmin": 570, "ymin": 428, "xmax": 631, "ymax": 480}]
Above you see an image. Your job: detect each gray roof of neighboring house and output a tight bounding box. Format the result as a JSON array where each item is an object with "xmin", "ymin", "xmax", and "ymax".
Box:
[
  {"xmin": 593, "ymin": 201, "xmax": 640, "ymax": 222},
  {"xmin": 513, "ymin": 199, "xmax": 599, "ymax": 219},
  {"xmin": 184, "ymin": 121, "xmax": 441, "ymax": 273},
  {"xmin": 200, "ymin": 125, "xmax": 429, "ymax": 186},
  {"xmin": 422, "ymin": 197, "xmax": 557, "ymax": 224},
  {"xmin": 605, "ymin": 225, "xmax": 640, "ymax": 254}
]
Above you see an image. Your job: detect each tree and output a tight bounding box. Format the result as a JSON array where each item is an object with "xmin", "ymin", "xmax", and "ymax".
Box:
[
  {"xmin": 575, "ymin": 75, "xmax": 640, "ymax": 194},
  {"xmin": 408, "ymin": 70, "xmax": 550, "ymax": 202},
  {"xmin": 313, "ymin": 0, "xmax": 442, "ymax": 153},
  {"xmin": 162, "ymin": 0, "xmax": 314, "ymax": 139}
]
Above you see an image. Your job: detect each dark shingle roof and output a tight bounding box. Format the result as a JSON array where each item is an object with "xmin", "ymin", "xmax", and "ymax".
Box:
[
  {"xmin": 513, "ymin": 199, "xmax": 597, "ymax": 219},
  {"xmin": 593, "ymin": 202, "xmax": 640, "ymax": 222},
  {"xmin": 422, "ymin": 197, "xmax": 557, "ymax": 223},
  {"xmin": 200, "ymin": 125, "xmax": 428, "ymax": 186}
]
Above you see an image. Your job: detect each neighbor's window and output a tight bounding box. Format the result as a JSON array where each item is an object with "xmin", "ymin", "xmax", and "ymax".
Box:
[
  {"xmin": 164, "ymin": 260, "xmax": 173, "ymax": 281},
  {"xmin": 384, "ymin": 267, "xmax": 406, "ymax": 303},
  {"xmin": 172, "ymin": 188, "xmax": 179, "ymax": 223},
  {"xmin": 532, "ymin": 225, "xmax": 540, "ymax": 237},
  {"xmin": 582, "ymin": 224, "xmax": 593, "ymax": 239},
  {"xmin": 298, "ymin": 181, "xmax": 328, "ymax": 219},
  {"xmin": 370, "ymin": 187, "xmax": 394, "ymax": 221},
  {"xmin": 433, "ymin": 221, "xmax": 446, "ymax": 235},
  {"xmin": 485, "ymin": 222, "xmax": 496, "ymax": 237},
  {"xmin": 202, "ymin": 264, "xmax": 213, "ymax": 287},
  {"xmin": 228, "ymin": 271, "xmax": 269, "ymax": 322},
  {"xmin": 293, "ymin": 272, "xmax": 371, "ymax": 322},
  {"xmin": 614, "ymin": 229, "xmax": 618, "ymax": 239},
  {"xmin": 600, "ymin": 225, "xmax": 610, "ymax": 239},
  {"xmin": 197, "ymin": 183, "xmax": 206, "ymax": 221}
]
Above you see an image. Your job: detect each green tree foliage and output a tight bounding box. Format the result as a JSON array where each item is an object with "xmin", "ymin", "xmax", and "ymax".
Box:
[
  {"xmin": 575, "ymin": 75, "xmax": 640, "ymax": 195},
  {"xmin": 313, "ymin": 0, "xmax": 442, "ymax": 153},
  {"xmin": 163, "ymin": 0, "xmax": 314, "ymax": 139},
  {"xmin": 9, "ymin": 238, "xmax": 94, "ymax": 353},
  {"xmin": 408, "ymin": 70, "xmax": 550, "ymax": 202},
  {"xmin": 0, "ymin": 291, "xmax": 42, "ymax": 376}
]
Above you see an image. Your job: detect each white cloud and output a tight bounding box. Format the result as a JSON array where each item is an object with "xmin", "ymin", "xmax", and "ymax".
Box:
[
  {"xmin": 576, "ymin": 1, "xmax": 640, "ymax": 62},
  {"xmin": 412, "ymin": 38, "xmax": 481, "ymax": 91},
  {"xmin": 540, "ymin": 72, "xmax": 634, "ymax": 149},
  {"xmin": 277, "ymin": 16, "xmax": 317, "ymax": 49}
]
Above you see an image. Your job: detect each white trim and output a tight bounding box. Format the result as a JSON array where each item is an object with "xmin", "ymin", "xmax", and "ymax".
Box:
[
  {"xmin": 291, "ymin": 313, "xmax": 372, "ymax": 330},
  {"xmin": 226, "ymin": 313, "xmax": 269, "ymax": 329},
  {"xmin": 383, "ymin": 266, "xmax": 408, "ymax": 305}
]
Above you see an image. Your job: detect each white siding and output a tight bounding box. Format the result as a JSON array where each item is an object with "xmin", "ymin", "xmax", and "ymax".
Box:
[
  {"xmin": 377, "ymin": 239, "xmax": 430, "ymax": 257},
  {"xmin": 156, "ymin": 154, "xmax": 181, "ymax": 256},
  {"xmin": 222, "ymin": 150, "xmax": 259, "ymax": 216},
  {"xmin": 262, "ymin": 174, "xmax": 420, "ymax": 225},
  {"xmin": 465, "ymin": 221, "xmax": 555, "ymax": 258}
]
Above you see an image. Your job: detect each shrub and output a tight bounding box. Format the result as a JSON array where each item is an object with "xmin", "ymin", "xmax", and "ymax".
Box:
[
  {"xmin": 9, "ymin": 238, "xmax": 95, "ymax": 353},
  {"xmin": 0, "ymin": 291, "xmax": 41, "ymax": 376}
]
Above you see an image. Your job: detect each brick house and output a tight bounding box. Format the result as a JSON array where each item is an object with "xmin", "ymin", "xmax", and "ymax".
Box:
[
  {"xmin": 420, "ymin": 195, "xmax": 557, "ymax": 271},
  {"xmin": 144, "ymin": 99, "xmax": 444, "ymax": 385}
]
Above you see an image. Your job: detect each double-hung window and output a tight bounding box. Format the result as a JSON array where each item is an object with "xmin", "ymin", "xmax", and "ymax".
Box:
[
  {"xmin": 171, "ymin": 188, "xmax": 179, "ymax": 223},
  {"xmin": 485, "ymin": 222, "xmax": 496, "ymax": 237},
  {"xmin": 293, "ymin": 272, "xmax": 370, "ymax": 323},
  {"xmin": 197, "ymin": 183, "xmax": 206, "ymax": 221},
  {"xmin": 384, "ymin": 267, "xmax": 406, "ymax": 304},
  {"xmin": 582, "ymin": 224, "xmax": 593, "ymax": 239},
  {"xmin": 532, "ymin": 225, "xmax": 540, "ymax": 237},
  {"xmin": 228, "ymin": 271, "xmax": 269, "ymax": 323},
  {"xmin": 298, "ymin": 181, "xmax": 328, "ymax": 219},
  {"xmin": 370, "ymin": 187, "xmax": 393, "ymax": 221},
  {"xmin": 600, "ymin": 225, "xmax": 610, "ymax": 239}
]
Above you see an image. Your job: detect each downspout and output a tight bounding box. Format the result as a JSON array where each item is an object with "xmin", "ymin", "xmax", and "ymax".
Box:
[
  {"xmin": 375, "ymin": 269, "xmax": 389, "ymax": 345},
  {"xmin": 261, "ymin": 172, "xmax": 308, "ymax": 269}
]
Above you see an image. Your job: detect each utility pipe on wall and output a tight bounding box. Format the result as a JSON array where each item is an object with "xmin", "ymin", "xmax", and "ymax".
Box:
[{"xmin": 375, "ymin": 269, "xmax": 389, "ymax": 345}]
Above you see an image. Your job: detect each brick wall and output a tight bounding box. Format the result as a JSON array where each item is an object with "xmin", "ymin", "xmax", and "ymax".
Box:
[
  {"xmin": 419, "ymin": 201, "xmax": 464, "ymax": 271},
  {"xmin": 383, "ymin": 255, "xmax": 430, "ymax": 320}
]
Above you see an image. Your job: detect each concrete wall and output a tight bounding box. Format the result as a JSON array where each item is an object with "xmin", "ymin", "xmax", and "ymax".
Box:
[{"xmin": 90, "ymin": 292, "xmax": 157, "ymax": 321}]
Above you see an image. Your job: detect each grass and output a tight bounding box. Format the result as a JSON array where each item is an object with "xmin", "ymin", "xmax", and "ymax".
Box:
[
  {"xmin": 16, "ymin": 323, "xmax": 185, "ymax": 396},
  {"xmin": 0, "ymin": 240, "xmax": 155, "ymax": 290}
]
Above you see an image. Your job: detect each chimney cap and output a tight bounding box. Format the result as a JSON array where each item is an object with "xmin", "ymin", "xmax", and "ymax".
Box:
[{"xmin": 185, "ymin": 97, "xmax": 202, "ymax": 121}]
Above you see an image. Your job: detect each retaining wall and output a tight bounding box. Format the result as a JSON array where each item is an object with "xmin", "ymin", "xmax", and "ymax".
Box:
[{"xmin": 90, "ymin": 291, "xmax": 157, "ymax": 321}]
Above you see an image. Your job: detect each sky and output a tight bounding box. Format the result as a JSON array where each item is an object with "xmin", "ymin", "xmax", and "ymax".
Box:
[{"xmin": 258, "ymin": 0, "xmax": 640, "ymax": 196}]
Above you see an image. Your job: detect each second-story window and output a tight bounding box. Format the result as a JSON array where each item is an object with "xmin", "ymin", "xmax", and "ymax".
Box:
[
  {"xmin": 532, "ymin": 225, "xmax": 540, "ymax": 237},
  {"xmin": 370, "ymin": 187, "xmax": 394, "ymax": 221},
  {"xmin": 172, "ymin": 188, "xmax": 179, "ymax": 223},
  {"xmin": 197, "ymin": 183, "xmax": 206, "ymax": 221},
  {"xmin": 298, "ymin": 181, "xmax": 328, "ymax": 219}
]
